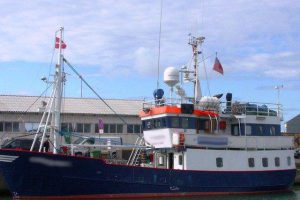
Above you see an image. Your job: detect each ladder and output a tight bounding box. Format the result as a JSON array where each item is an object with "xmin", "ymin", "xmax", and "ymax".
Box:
[{"xmin": 127, "ymin": 137, "xmax": 144, "ymax": 166}]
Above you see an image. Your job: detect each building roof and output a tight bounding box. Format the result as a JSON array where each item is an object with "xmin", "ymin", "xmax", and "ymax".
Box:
[
  {"xmin": 286, "ymin": 114, "xmax": 300, "ymax": 124},
  {"xmin": 0, "ymin": 95, "xmax": 144, "ymax": 116}
]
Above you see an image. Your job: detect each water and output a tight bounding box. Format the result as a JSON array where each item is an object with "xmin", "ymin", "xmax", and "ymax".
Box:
[{"xmin": 1, "ymin": 187, "xmax": 300, "ymax": 200}]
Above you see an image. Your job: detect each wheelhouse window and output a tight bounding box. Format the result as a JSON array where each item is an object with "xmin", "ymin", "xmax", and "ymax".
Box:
[
  {"xmin": 270, "ymin": 126, "xmax": 276, "ymax": 135},
  {"xmin": 245, "ymin": 125, "xmax": 251, "ymax": 135},
  {"xmin": 248, "ymin": 158, "xmax": 255, "ymax": 168},
  {"xmin": 170, "ymin": 117, "xmax": 180, "ymax": 128},
  {"xmin": 153, "ymin": 119, "xmax": 161, "ymax": 128},
  {"xmin": 216, "ymin": 157, "xmax": 223, "ymax": 168},
  {"xmin": 262, "ymin": 157, "xmax": 268, "ymax": 167},
  {"xmin": 275, "ymin": 157, "xmax": 280, "ymax": 167},
  {"xmin": 258, "ymin": 126, "xmax": 264, "ymax": 135},
  {"xmin": 182, "ymin": 118, "xmax": 189, "ymax": 129},
  {"xmin": 162, "ymin": 118, "xmax": 167, "ymax": 128}
]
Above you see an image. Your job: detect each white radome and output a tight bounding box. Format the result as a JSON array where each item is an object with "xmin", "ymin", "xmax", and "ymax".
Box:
[{"xmin": 164, "ymin": 66, "xmax": 179, "ymax": 87}]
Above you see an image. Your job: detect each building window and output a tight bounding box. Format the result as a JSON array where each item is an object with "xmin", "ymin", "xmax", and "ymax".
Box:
[
  {"xmin": 275, "ymin": 157, "xmax": 280, "ymax": 167},
  {"xmin": 76, "ymin": 123, "xmax": 84, "ymax": 133},
  {"xmin": 0, "ymin": 122, "xmax": 3, "ymax": 132},
  {"xmin": 13, "ymin": 122, "xmax": 19, "ymax": 132},
  {"xmin": 127, "ymin": 124, "xmax": 141, "ymax": 134},
  {"xmin": 216, "ymin": 157, "xmax": 223, "ymax": 168},
  {"xmin": 262, "ymin": 157, "xmax": 268, "ymax": 167},
  {"xmin": 178, "ymin": 155, "xmax": 183, "ymax": 165},
  {"xmin": 248, "ymin": 158, "xmax": 255, "ymax": 168},
  {"xmin": 287, "ymin": 156, "xmax": 291, "ymax": 166},
  {"xmin": 95, "ymin": 123, "xmax": 99, "ymax": 133},
  {"xmin": 104, "ymin": 124, "xmax": 109, "ymax": 133},
  {"xmin": 134, "ymin": 124, "xmax": 141, "ymax": 133},
  {"xmin": 127, "ymin": 124, "xmax": 133, "ymax": 133},
  {"xmin": 117, "ymin": 124, "xmax": 123, "ymax": 133},
  {"xmin": 76, "ymin": 123, "xmax": 91, "ymax": 133},
  {"xmin": 84, "ymin": 124, "xmax": 91, "ymax": 133},
  {"xmin": 25, "ymin": 123, "xmax": 39, "ymax": 132},
  {"xmin": 110, "ymin": 124, "xmax": 116, "ymax": 133},
  {"xmin": 4, "ymin": 122, "xmax": 12, "ymax": 132},
  {"xmin": 61, "ymin": 123, "xmax": 73, "ymax": 132},
  {"xmin": 103, "ymin": 124, "xmax": 125, "ymax": 134}
]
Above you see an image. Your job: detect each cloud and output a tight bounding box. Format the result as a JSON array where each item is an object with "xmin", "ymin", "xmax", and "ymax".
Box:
[
  {"xmin": 133, "ymin": 47, "xmax": 156, "ymax": 75},
  {"xmin": 0, "ymin": 0, "xmax": 299, "ymax": 80},
  {"xmin": 225, "ymin": 51, "xmax": 300, "ymax": 79}
]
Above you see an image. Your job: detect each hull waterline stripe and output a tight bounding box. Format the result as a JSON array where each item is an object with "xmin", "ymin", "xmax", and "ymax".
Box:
[{"xmin": 15, "ymin": 189, "xmax": 291, "ymax": 199}]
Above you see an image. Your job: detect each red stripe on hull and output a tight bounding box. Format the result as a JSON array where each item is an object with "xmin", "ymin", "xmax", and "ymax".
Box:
[{"xmin": 15, "ymin": 189, "xmax": 291, "ymax": 200}]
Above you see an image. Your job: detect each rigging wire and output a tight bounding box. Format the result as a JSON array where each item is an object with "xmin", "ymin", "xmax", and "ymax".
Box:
[
  {"xmin": 201, "ymin": 51, "xmax": 211, "ymax": 96},
  {"xmin": 63, "ymin": 58, "xmax": 131, "ymax": 129},
  {"xmin": 156, "ymin": 0, "xmax": 163, "ymax": 89},
  {"xmin": 17, "ymin": 83, "xmax": 54, "ymax": 123}
]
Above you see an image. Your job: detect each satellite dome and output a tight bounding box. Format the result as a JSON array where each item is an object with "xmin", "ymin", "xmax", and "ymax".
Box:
[{"xmin": 164, "ymin": 66, "xmax": 179, "ymax": 87}]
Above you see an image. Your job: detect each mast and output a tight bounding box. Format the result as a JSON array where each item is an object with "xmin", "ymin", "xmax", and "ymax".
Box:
[
  {"xmin": 30, "ymin": 27, "xmax": 64, "ymax": 153},
  {"xmin": 52, "ymin": 27, "xmax": 64, "ymax": 154},
  {"xmin": 188, "ymin": 36, "xmax": 205, "ymax": 103}
]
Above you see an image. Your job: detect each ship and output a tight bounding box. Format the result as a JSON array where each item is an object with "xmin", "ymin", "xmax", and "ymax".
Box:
[{"xmin": 0, "ymin": 27, "xmax": 296, "ymax": 199}]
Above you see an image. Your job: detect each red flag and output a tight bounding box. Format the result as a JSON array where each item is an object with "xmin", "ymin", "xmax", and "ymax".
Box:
[
  {"xmin": 55, "ymin": 37, "xmax": 67, "ymax": 49},
  {"xmin": 213, "ymin": 57, "xmax": 224, "ymax": 75}
]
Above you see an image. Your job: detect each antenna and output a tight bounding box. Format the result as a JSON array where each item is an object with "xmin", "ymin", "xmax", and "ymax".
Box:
[
  {"xmin": 188, "ymin": 35, "xmax": 205, "ymax": 103},
  {"xmin": 275, "ymin": 85, "xmax": 284, "ymax": 120},
  {"xmin": 156, "ymin": 0, "xmax": 163, "ymax": 89}
]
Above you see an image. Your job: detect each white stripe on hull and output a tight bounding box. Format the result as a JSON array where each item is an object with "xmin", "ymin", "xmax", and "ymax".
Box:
[{"xmin": 0, "ymin": 155, "xmax": 19, "ymax": 163}]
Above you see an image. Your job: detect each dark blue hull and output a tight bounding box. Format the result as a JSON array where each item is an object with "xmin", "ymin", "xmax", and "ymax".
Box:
[{"xmin": 0, "ymin": 149, "xmax": 296, "ymax": 199}]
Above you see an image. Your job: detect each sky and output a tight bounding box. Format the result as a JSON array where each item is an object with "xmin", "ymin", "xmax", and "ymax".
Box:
[{"xmin": 0, "ymin": 0, "xmax": 299, "ymax": 125}]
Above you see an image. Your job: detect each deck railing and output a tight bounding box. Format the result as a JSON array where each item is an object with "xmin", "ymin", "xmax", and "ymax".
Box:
[{"xmin": 142, "ymin": 97, "xmax": 282, "ymax": 118}]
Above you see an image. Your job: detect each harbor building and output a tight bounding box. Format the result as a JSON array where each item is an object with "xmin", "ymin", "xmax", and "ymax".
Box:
[
  {"xmin": 285, "ymin": 114, "xmax": 300, "ymax": 147},
  {"xmin": 286, "ymin": 114, "xmax": 300, "ymax": 134},
  {"xmin": 0, "ymin": 95, "xmax": 144, "ymax": 144}
]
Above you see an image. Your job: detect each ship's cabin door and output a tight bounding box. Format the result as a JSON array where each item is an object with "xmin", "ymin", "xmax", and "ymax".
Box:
[
  {"xmin": 168, "ymin": 153, "xmax": 174, "ymax": 169},
  {"xmin": 173, "ymin": 152, "xmax": 184, "ymax": 170}
]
